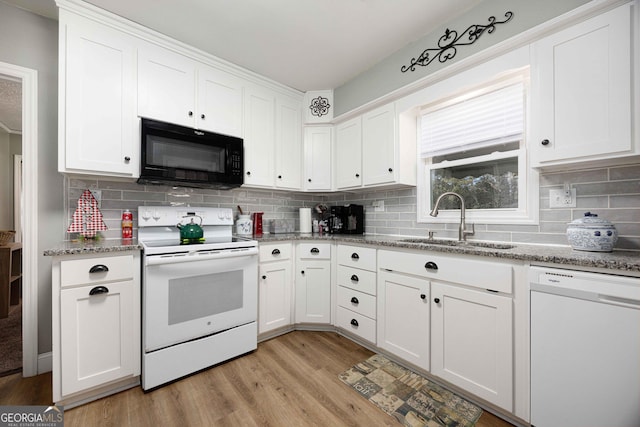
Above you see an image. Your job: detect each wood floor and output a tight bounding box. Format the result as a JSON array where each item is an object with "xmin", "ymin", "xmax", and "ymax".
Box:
[{"xmin": 0, "ymin": 331, "xmax": 514, "ymax": 426}]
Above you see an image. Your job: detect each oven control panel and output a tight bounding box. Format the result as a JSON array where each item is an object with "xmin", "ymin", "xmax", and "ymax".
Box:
[{"xmin": 138, "ymin": 206, "xmax": 234, "ymax": 227}]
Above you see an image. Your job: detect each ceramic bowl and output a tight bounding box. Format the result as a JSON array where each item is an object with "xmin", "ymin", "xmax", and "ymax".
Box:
[{"xmin": 567, "ymin": 212, "xmax": 618, "ymax": 252}]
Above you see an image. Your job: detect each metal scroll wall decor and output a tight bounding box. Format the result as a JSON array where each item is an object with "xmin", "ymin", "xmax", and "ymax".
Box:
[
  {"xmin": 401, "ymin": 11, "xmax": 514, "ymax": 73},
  {"xmin": 309, "ymin": 96, "xmax": 331, "ymax": 117}
]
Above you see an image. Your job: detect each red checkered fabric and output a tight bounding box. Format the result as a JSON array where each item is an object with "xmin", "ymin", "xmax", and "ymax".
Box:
[{"xmin": 67, "ymin": 189, "xmax": 108, "ymax": 237}]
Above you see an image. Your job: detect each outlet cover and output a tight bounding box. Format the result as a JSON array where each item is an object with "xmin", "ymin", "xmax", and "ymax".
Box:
[
  {"xmin": 549, "ymin": 188, "xmax": 576, "ymax": 208},
  {"xmin": 373, "ymin": 200, "xmax": 385, "ymax": 212}
]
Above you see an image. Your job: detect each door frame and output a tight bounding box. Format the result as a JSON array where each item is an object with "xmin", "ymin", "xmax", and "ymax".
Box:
[
  {"xmin": 0, "ymin": 62, "xmax": 38, "ymax": 377},
  {"xmin": 13, "ymin": 155, "xmax": 22, "ymax": 243}
]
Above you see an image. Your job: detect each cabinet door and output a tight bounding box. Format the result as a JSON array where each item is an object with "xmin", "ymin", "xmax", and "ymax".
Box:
[
  {"xmin": 431, "ymin": 282, "xmax": 513, "ymax": 410},
  {"xmin": 335, "ymin": 117, "xmax": 362, "ymax": 189},
  {"xmin": 62, "ymin": 13, "xmax": 137, "ymax": 176},
  {"xmin": 362, "ymin": 104, "xmax": 396, "ymax": 186},
  {"xmin": 243, "ymin": 86, "xmax": 275, "ymax": 187},
  {"xmin": 303, "ymin": 126, "xmax": 332, "ymax": 191},
  {"xmin": 259, "ymin": 260, "xmax": 292, "ymax": 334},
  {"xmin": 377, "ymin": 270, "xmax": 429, "ymax": 370},
  {"xmin": 138, "ymin": 43, "xmax": 196, "ymax": 127},
  {"xmin": 60, "ymin": 280, "xmax": 136, "ymax": 396},
  {"xmin": 275, "ymin": 96, "xmax": 302, "ymax": 190},
  {"xmin": 197, "ymin": 66, "xmax": 243, "ymax": 137},
  {"xmin": 295, "ymin": 261, "xmax": 330, "ymax": 323},
  {"xmin": 531, "ymin": 4, "xmax": 632, "ymax": 165}
]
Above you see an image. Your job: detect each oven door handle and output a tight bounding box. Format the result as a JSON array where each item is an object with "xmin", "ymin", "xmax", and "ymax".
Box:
[{"xmin": 145, "ymin": 247, "xmax": 258, "ymax": 266}]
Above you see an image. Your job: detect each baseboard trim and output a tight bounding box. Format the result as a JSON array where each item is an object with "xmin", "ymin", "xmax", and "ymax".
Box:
[{"xmin": 37, "ymin": 352, "xmax": 52, "ymax": 375}]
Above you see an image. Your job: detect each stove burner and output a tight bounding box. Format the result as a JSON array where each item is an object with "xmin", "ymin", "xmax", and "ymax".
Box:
[{"xmin": 180, "ymin": 237, "xmax": 206, "ymax": 245}]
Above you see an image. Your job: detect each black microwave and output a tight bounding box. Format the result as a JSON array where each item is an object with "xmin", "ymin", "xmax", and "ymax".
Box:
[{"xmin": 138, "ymin": 118, "xmax": 244, "ymax": 189}]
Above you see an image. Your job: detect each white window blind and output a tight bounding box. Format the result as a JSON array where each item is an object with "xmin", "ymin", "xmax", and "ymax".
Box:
[{"xmin": 420, "ymin": 82, "xmax": 524, "ymax": 158}]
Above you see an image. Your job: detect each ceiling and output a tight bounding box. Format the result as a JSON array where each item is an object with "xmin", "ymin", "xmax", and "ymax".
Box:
[
  {"xmin": 2, "ymin": 0, "xmax": 481, "ymax": 91},
  {"xmin": 0, "ymin": 0, "xmax": 482, "ymax": 131}
]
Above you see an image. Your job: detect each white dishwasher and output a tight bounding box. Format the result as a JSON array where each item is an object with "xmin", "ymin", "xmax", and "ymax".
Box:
[{"xmin": 530, "ymin": 266, "xmax": 640, "ymax": 427}]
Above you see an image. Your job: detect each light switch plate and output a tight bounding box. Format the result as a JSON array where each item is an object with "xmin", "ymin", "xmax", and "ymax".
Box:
[{"xmin": 549, "ymin": 188, "xmax": 576, "ymax": 208}]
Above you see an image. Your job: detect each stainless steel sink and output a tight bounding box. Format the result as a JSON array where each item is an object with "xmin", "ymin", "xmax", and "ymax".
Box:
[{"xmin": 400, "ymin": 238, "xmax": 515, "ymax": 250}]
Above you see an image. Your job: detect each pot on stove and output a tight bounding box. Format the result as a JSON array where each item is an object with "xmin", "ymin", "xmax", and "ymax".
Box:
[{"xmin": 177, "ymin": 215, "xmax": 204, "ymax": 243}]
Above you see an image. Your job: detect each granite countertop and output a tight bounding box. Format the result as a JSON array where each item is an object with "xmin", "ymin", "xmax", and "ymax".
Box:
[
  {"xmin": 43, "ymin": 239, "xmax": 143, "ymax": 256},
  {"xmin": 255, "ymin": 233, "xmax": 640, "ymax": 273},
  {"xmin": 43, "ymin": 233, "xmax": 639, "ymax": 273}
]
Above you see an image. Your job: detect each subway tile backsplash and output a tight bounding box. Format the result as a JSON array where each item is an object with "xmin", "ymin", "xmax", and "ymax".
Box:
[{"xmin": 64, "ymin": 162, "xmax": 640, "ymax": 250}]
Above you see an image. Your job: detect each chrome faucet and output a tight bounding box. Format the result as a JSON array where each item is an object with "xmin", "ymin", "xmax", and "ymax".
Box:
[{"xmin": 429, "ymin": 192, "xmax": 475, "ymax": 242}]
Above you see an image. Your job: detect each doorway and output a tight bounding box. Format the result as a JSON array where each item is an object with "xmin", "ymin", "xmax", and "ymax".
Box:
[{"xmin": 0, "ymin": 62, "xmax": 38, "ymax": 377}]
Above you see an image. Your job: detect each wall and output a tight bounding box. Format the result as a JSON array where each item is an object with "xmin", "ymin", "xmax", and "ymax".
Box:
[
  {"xmin": 0, "ymin": 129, "xmax": 9, "ymax": 229},
  {"xmin": 64, "ymin": 178, "xmax": 329, "ymax": 240},
  {"xmin": 0, "ymin": 132, "xmax": 23, "ymax": 230},
  {"xmin": 67, "ymin": 162, "xmax": 640, "ymax": 251},
  {"xmin": 333, "ymin": 0, "xmax": 590, "ymax": 116},
  {"xmin": 0, "ymin": 2, "xmax": 61, "ymax": 355},
  {"xmin": 325, "ymin": 164, "xmax": 640, "ymax": 250}
]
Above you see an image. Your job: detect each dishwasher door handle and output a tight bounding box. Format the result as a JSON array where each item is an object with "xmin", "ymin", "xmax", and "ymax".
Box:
[{"xmin": 598, "ymin": 294, "xmax": 640, "ymax": 309}]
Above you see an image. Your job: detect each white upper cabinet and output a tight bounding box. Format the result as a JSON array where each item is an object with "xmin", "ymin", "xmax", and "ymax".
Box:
[
  {"xmin": 243, "ymin": 85, "xmax": 304, "ymax": 190},
  {"xmin": 335, "ymin": 102, "xmax": 416, "ymax": 190},
  {"xmin": 243, "ymin": 85, "xmax": 276, "ymax": 187},
  {"xmin": 530, "ymin": 3, "xmax": 634, "ymax": 167},
  {"xmin": 197, "ymin": 67, "xmax": 244, "ymax": 137},
  {"xmin": 275, "ymin": 96, "xmax": 303, "ymax": 190},
  {"xmin": 303, "ymin": 126, "xmax": 332, "ymax": 191},
  {"xmin": 335, "ymin": 117, "xmax": 363, "ymax": 189},
  {"xmin": 59, "ymin": 10, "xmax": 138, "ymax": 177},
  {"xmin": 138, "ymin": 42, "xmax": 243, "ymax": 137},
  {"xmin": 362, "ymin": 104, "xmax": 397, "ymax": 186},
  {"xmin": 138, "ymin": 43, "xmax": 196, "ymax": 128}
]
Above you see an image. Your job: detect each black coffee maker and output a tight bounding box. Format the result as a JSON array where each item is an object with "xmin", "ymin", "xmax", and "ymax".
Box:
[{"xmin": 329, "ymin": 204, "xmax": 364, "ymax": 234}]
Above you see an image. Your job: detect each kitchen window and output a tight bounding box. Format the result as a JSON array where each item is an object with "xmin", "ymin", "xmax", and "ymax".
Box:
[{"xmin": 417, "ymin": 72, "xmax": 538, "ymax": 224}]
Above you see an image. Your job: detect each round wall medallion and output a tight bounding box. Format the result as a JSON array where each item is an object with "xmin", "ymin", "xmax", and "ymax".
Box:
[{"xmin": 309, "ymin": 96, "xmax": 331, "ymax": 117}]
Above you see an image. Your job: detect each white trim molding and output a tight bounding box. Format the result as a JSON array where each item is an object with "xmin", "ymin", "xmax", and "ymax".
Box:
[{"xmin": 0, "ymin": 61, "xmax": 38, "ymax": 377}]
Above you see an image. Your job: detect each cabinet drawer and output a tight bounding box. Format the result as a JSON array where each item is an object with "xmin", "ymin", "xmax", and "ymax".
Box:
[
  {"xmin": 336, "ymin": 306, "xmax": 376, "ymax": 343},
  {"xmin": 337, "ymin": 245, "xmax": 376, "ymax": 271},
  {"xmin": 378, "ymin": 249, "xmax": 512, "ymax": 294},
  {"xmin": 259, "ymin": 242, "xmax": 292, "ymax": 262},
  {"xmin": 297, "ymin": 243, "xmax": 331, "ymax": 260},
  {"xmin": 337, "ymin": 265, "xmax": 376, "ymax": 295},
  {"xmin": 337, "ymin": 286, "xmax": 376, "ymax": 319},
  {"xmin": 60, "ymin": 254, "xmax": 134, "ymax": 288}
]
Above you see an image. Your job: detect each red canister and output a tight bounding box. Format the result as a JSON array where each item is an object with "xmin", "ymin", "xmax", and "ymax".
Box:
[{"xmin": 122, "ymin": 209, "xmax": 133, "ymax": 239}]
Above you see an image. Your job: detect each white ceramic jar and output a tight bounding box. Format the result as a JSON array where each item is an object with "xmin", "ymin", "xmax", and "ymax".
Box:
[
  {"xmin": 566, "ymin": 212, "xmax": 618, "ymax": 252},
  {"xmin": 235, "ymin": 214, "xmax": 253, "ymax": 236}
]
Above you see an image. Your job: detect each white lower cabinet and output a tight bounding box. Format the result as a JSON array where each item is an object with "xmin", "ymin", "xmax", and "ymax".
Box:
[
  {"xmin": 377, "ymin": 269, "xmax": 429, "ymax": 370},
  {"xmin": 52, "ymin": 251, "xmax": 141, "ymax": 407},
  {"xmin": 431, "ymin": 281, "xmax": 513, "ymax": 410},
  {"xmin": 258, "ymin": 243, "xmax": 293, "ymax": 334},
  {"xmin": 60, "ymin": 280, "xmax": 136, "ymax": 396},
  {"xmin": 377, "ymin": 248, "xmax": 516, "ymax": 412},
  {"xmin": 295, "ymin": 243, "xmax": 331, "ymax": 323},
  {"xmin": 336, "ymin": 245, "xmax": 377, "ymax": 343}
]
